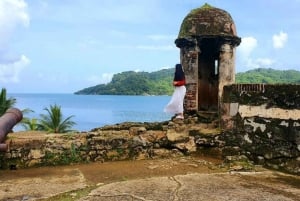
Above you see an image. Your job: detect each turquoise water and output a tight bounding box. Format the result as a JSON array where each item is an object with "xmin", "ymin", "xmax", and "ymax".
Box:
[{"xmin": 9, "ymin": 94, "xmax": 172, "ymax": 132}]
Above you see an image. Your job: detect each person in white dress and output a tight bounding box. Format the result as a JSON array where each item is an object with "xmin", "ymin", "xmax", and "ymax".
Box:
[{"xmin": 164, "ymin": 64, "xmax": 186, "ymax": 119}]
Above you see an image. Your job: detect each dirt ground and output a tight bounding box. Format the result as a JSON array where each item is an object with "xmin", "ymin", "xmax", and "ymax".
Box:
[
  {"xmin": 0, "ymin": 155, "xmax": 300, "ymax": 201},
  {"xmin": 0, "ymin": 156, "xmax": 222, "ymax": 199}
]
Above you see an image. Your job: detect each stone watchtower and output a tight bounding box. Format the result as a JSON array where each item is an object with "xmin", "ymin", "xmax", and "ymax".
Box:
[{"xmin": 175, "ymin": 3, "xmax": 241, "ymax": 114}]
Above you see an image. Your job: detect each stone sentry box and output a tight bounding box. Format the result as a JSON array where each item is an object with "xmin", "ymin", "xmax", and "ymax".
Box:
[{"xmin": 175, "ymin": 3, "xmax": 241, "ymax": 113}]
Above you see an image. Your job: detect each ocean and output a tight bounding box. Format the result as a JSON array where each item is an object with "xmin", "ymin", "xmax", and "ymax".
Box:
[{"xmin": 9, "ymin": 94, "xmax": 173, "ymax": 132}]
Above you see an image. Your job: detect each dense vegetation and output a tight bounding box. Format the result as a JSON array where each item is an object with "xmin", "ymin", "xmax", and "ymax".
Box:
[
  {"xmin": 236, "ymin": 68, "xmax": 300, "ymax": 84},
  {"xmin": 75, "ymin": 68, "xmax": 300, "ymax": 95},
  {"xmin": 75, "ymin": 69, "xmax": 174, "ymax": 95}
]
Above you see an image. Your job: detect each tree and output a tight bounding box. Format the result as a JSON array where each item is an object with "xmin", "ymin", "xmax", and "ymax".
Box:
[
  {"xmin": 0, "ymin": 88, "xmax": 16, "ymax": 116},
  {"xmin": 19, "ymin": 109, "xmax": 40, "ymax": 131},
  {"xmin": 39, "ymin": 104, "xmax": 76, "ymax": 133},
  {"xmin": 21, "ymin": 118, "xmax": 41, "ymax": 131}
]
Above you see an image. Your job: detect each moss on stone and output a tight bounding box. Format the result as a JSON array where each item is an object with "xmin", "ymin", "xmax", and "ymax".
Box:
[
  {"xmin": 190, "ymin": 3, "xmax": 213, "ymax": 15},
  {"xmin": 177, "ymin": 3, "xmax": 236, "ymax": 39}
]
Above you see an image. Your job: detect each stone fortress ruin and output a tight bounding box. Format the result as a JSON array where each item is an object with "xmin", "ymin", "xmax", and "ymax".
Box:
[
  {"xmin": 0, "ymin": 3, "xmax": 299, "ymax": 175},
  {"xmin": 176, "ymin": 3, "xmax": 300, "ymax": 173},
  {"xmin": 175, "ymin": 3, "xmax": 241, "ymax": 113}
]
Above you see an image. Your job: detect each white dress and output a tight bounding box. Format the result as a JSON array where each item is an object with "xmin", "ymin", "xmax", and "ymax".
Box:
[{"xmin": 164, "ymin": 85, "xmax": 186, "ymax": 114}]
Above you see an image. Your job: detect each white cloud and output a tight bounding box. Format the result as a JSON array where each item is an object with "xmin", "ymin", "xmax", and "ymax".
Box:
[
  {"xmin": 245, "ymin": 58, "xmax": 275, "ymax": 69},
  {"xmin": 0, "ymin": 0, "xmax": 29, "ymax": 45},
  {"xmin": 0, "ymin": 0, "xmax": 30, "ymax": 83},
  {"xmin": 0, "ymin": 55, "xmax": 30, "ymax": 83},
  {"xmin": 237, "ymin": 36, "xmax": 275, "ymax": 70},
  {"xmin": 255, "ymin": 58, "xmax": 274, "ymax": 66},
  {"xmin": 239, "ymin": 37, "xmax": 257, "ymax": 59},
  {"xmin": 272, "ymin": 31, "xmax": 288, "ymax": 49},
  {"xmin": 160, "ymin": 66, "xmax": 172, "ymax": 70},
  {"xmin": 87, "ymin": 73, "xmax": 113, "ymax": 85}
]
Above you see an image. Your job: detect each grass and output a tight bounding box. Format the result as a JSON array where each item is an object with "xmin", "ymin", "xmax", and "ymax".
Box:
[{"xmin": 40, "ymin": 185, "xmax": 97, "ymax": 201}]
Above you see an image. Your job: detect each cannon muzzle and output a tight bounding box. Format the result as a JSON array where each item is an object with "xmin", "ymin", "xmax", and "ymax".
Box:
[{"xmin": 0, "ymin": 108, "xmax": 23, "ymax": 151}]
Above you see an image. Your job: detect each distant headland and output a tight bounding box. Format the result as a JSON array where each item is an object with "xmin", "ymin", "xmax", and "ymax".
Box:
[{"xmin": 74, "ymin": 68, "xmax": 300, "ymax": 95}]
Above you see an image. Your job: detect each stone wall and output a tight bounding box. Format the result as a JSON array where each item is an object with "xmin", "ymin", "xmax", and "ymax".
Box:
[
  {"xmin": 220, "ymin": 84, "xmax": 300, "ymax": 174},
  {"xmin": 0, "ymin": 118, "xmax": 225, "ymax": 170},
  {"xmin": 0, "ymin": 121, "xmax": 202, "ymax": 169},
  {"xmin": 1, "ymin": 84, "xmax": 299, "ymax": 175}
]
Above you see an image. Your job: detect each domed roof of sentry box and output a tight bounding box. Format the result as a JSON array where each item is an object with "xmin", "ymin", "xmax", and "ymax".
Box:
[{"xmin": 176, "ymin": 3, "xmax": 240, "ymax": 47}]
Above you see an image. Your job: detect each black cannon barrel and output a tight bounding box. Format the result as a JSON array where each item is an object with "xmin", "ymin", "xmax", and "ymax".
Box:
[{"xmin": 0, "ymin": 108, "xmax": 23, "ymax": 143}]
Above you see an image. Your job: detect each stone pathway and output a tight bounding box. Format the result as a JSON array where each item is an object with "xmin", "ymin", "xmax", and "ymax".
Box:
[
  {"xmin": 0, "ymin": 157, "xmax": 299, "ymax": 201},
  {"xmin": 79, "ymin": 172, "xmax": 300, "ymax": 201}
]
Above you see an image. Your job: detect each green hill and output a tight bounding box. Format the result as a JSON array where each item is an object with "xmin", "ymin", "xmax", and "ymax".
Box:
[
  {"xmin": 236, "ymin": 68, "xmax": 300, "ymax": 84},
  {"xmin": 75, "ymin": 69, "xmax": 174, "ymax": 95},
  {"xmin": 75, "ymin": 68, "xmax": 300, "ymax": 95}
]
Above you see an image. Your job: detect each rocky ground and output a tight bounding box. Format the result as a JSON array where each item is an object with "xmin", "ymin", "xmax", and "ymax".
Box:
[{"xmin": 0, "ymin": 155, "xmax": 299, "ymax": 201}]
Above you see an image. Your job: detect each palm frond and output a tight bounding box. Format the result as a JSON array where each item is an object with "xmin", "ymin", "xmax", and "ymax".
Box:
[
  {"xmin": 39, "ymin": 104, "xmax": 76, "ymax": 133},
  {"xmin": 0, "ymin": 88, "xmax": 16, "ymax": 116}
]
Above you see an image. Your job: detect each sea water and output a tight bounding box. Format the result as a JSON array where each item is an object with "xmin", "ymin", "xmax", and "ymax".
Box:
[{"xmin": 9, "ymin": 93, "xmax": 172, "ymax": 132}]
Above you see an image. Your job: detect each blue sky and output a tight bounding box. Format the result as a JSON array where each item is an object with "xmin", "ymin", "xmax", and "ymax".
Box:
[{"xmin": 1, "ymin": 0, "xmax": 299, "ymax": 93}]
